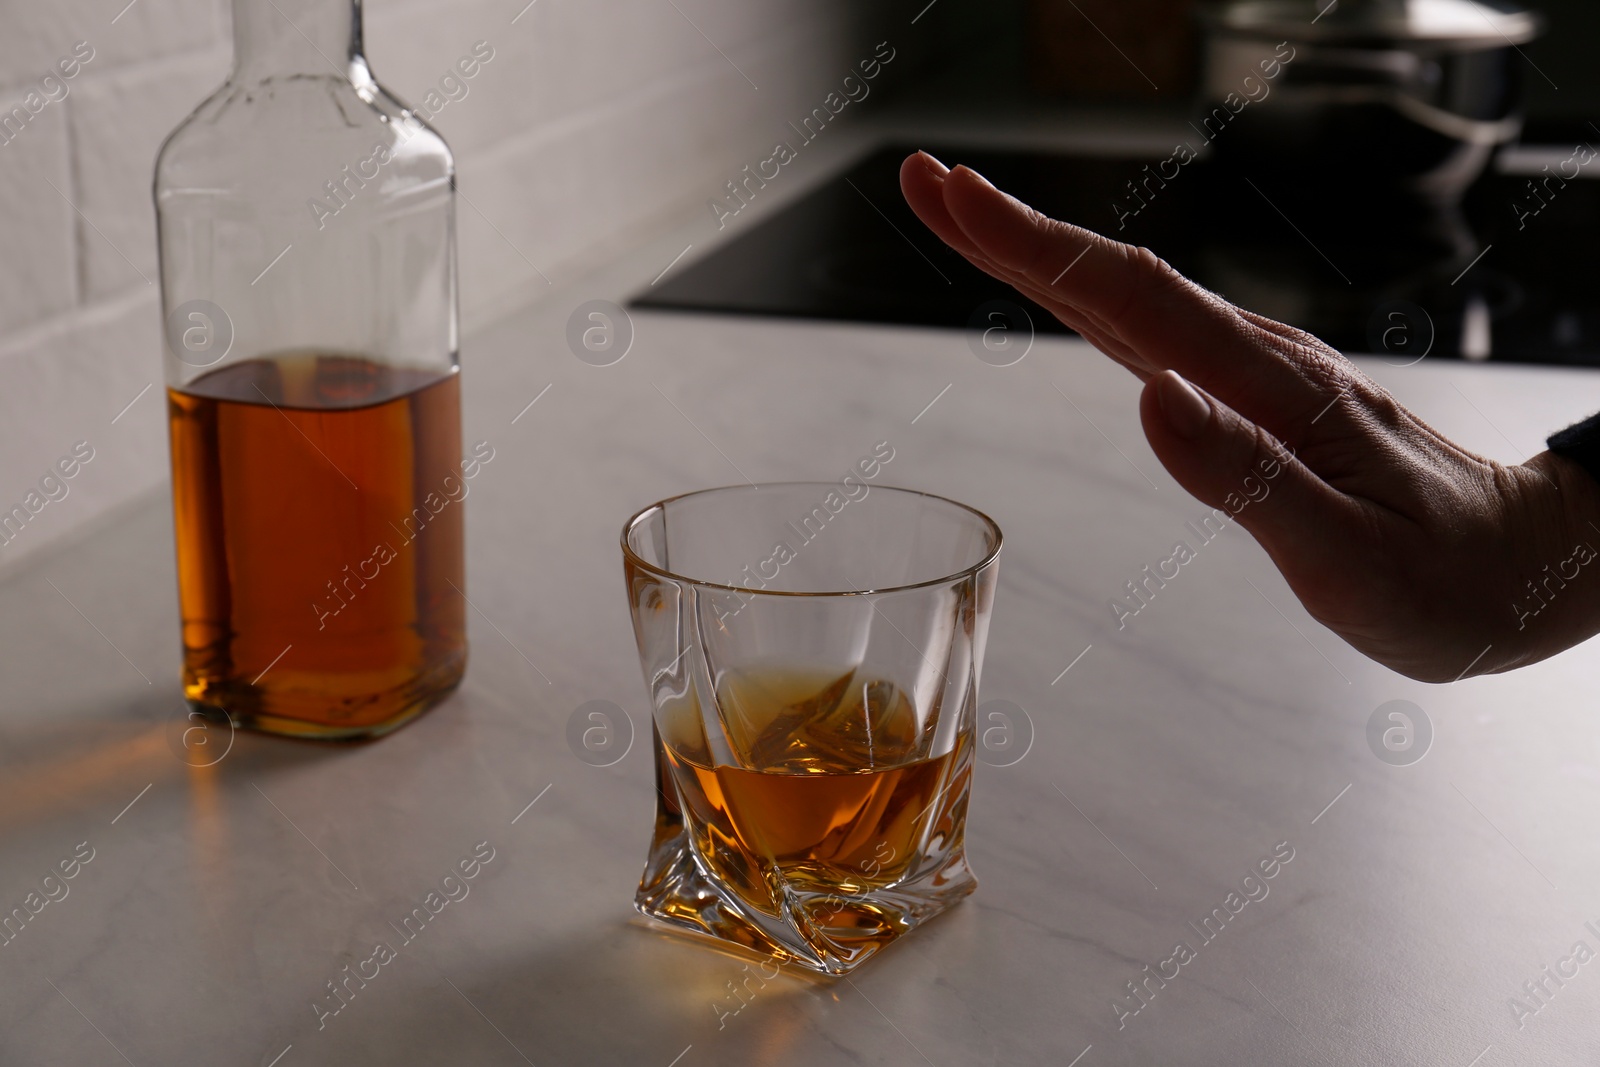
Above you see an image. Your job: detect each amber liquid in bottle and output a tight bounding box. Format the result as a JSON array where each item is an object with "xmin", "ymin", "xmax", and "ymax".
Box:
[
  {"xmin": 167, "ymin": 353, "xmax": 466, "ymax": 737},
  {"xmin": 653, "ymin": 667, "xmax": 973, "ymax": 951}
]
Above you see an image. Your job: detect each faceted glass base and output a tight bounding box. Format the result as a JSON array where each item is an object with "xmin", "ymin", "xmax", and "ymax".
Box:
[{"xmin": 634, "ymin": 725, "xmax": 978, "ymax": 976}]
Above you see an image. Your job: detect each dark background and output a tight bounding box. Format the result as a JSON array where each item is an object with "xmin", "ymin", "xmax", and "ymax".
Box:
[
  {"xmin": 889, "ymin": 0, "xmax": 1600, "ymax": 134},
  {"xmin": 641, "ymin": 1, "xmax": 1600, "ymax": 364}
]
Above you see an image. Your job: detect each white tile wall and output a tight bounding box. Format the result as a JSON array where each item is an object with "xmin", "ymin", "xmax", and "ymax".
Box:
[
  {"xmin": 0, "ymin": 101, "xmax": 77, "ymax": 334},
  {"xmin": 0, "ymin": 290, "xmax": 168, "ymax": 564},
  {"xmin": 0, "ymin": 0, "xmax": 874, "ymax": 568},
  {"xmin": 70, "ymin": 46, "xmax": 232, "ymax": 299},
  {"xmin": 0, "ymin": 0, "xmax": 222, "ymax": 81}
]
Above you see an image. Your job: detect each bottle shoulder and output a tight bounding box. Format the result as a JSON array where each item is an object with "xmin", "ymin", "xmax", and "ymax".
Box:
[{"xmin": 156, "ymin": 71, "xmax": 453, "ymax": 188}]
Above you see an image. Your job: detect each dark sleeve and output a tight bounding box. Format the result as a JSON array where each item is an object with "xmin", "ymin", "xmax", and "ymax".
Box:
[{"xmin": 1548, "ymin": 412, "xmax": 1600, "ymax": 483}]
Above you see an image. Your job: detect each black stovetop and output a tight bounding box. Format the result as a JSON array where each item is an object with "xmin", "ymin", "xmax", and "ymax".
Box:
[{"xmin": 635, "ymin": 142, "xmax": 1600, "ymax": 366}]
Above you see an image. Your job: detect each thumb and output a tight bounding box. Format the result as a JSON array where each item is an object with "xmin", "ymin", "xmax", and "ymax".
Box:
[{"xmin": 1138, "ymin": 370, "xmax": 1351, "ymax": 558}]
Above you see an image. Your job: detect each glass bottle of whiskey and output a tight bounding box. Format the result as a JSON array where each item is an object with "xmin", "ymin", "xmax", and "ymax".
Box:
[{"xmin": 155, "ymin": 0, "xmax": 467, "ymax": 738}]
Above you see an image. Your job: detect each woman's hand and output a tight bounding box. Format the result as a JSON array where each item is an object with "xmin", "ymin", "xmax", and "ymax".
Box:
[{"xmin": 901, "ymin": 150, "xmax": 1600, "ymax": 681}]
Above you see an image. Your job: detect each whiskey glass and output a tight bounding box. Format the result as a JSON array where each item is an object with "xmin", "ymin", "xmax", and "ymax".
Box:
[{"xmin": 621, "ymin": 482, "xmax": 1001, "ymax": 974}]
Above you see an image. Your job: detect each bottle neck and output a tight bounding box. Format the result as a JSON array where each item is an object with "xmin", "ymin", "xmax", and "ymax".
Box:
[{"xmin": 231, "ymin": 0, "xmax": 363, "ymax": 81}]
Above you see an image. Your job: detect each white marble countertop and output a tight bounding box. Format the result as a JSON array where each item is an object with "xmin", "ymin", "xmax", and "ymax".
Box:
[{"xmin": 8, "ymin": 137, "xmax": 1600, "ymax": 1065}]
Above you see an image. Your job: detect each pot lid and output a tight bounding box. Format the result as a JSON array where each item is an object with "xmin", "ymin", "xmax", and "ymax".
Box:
[{"xmin": 1205, "ymin": 0, "xmax": 1543, "ymax": 46}]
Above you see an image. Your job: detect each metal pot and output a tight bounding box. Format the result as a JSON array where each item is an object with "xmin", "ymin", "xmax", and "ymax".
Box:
[{"xmin": 1198, "ymin": 0, "xmax": 1544, "ymax": 201}]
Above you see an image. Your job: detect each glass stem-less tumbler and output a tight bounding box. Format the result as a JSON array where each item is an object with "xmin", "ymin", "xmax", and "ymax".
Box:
[
  {"xmin": 622, "ymin": 482, "xmax": 1001, "ymax": 975},
  {"xmin": 155, "ymin": 0, "xmax": 465, "ymax": 738}
]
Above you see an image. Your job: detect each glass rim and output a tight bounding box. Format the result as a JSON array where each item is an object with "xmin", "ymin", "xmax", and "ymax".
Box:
[{"xmin": 619, "ymin": 481, "xmax": 1003, "ymax": 598}]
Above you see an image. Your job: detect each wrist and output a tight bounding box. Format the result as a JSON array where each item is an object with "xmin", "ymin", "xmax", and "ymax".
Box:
[{"xmin": 1493, "ymin": 451, "xmax": 1600, "ymax": 672}]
